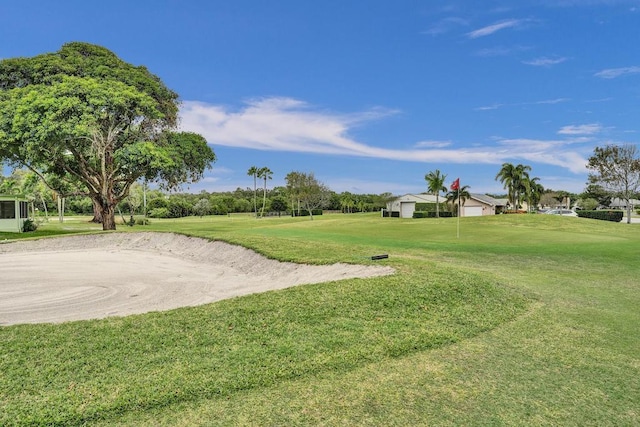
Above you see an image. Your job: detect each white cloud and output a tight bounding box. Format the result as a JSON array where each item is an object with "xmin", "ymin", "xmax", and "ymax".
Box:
[
  {"xmin": 496, "ymin": 138, "xmax": 588, "ymax": 173},
  {"xmin": 466, "ymin": 19, "xmax": 523, "ymax": 38},
  {"xmin": 523, "ymin": 57, "xmax": 568, "ymax": 67},
  {"xmin": 414, "ymin": 140, "xmax": 453, "ymax": 148},
  {"xmin": 423, "ymin": 17, "xmax": 468, "ymax": 36},
  {"xmin": 558, "ymin": 123, "xmax": 602, "ymax": 135},
  {"xmin": 475, "ymin": 104, "xmax": 503, "ymax": 111},
  {"xmin": 179, "ymin": 97, "xmax": 589, "ymax": 174},
  {"xmin": 475, "ymin": 45, "xmax": 531, "ymax": 57},
  {"xmin": 475, "ymin": 98, "xmax": 568, "ymax": 111},
  {"xmin": 535, "ymin": 98, "xmax": 570, "ymax": 105},
  {"xmin": 594, "ymin": 66, "xmax": 640, "ymax": 79}
]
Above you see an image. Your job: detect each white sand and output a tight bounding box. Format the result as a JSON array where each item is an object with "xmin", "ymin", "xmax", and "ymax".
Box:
[{"xmin": 0, "ymin": 232, "xmax": 394, "ymax": 325}]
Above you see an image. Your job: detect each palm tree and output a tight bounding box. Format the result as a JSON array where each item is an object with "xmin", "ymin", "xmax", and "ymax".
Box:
[
  {"xmin": 524, "ymin": 176, "xmax": 544, "ymax": 212},
  {"xmin": 257, "ymin": 167, "xmax": 273, "ymax": 218},
  {"xmin": 495, "ymin": 163, "xmax": 531, "ymax": 211},
  {"xmin": 340, "ymin": 193, "xmax": 355, "ymax": 213},
  {"xmin": 425, "ymin": 169, "xmax": 447, "ymax": 217},
  {"xmin": 247, "ymin": 166, "xmax": 259, "ymax": 218},
  {"xmin": 445, "ymin": 185, "xmax": 470, "ymax": 217}
]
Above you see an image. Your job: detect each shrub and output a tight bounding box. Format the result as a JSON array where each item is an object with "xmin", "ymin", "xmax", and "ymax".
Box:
[
  {"xmin": 148, "ymin": 207, "xmax": 170, "ymax": 218},
  {"xmin": 576, "ymin": 210, "xmax": 623, "ymax": 222},
  {"xmin": 413, "ymin": 211, "xmax": 454, "ymax": 218},
  {"xmin": 22, "ymin": 218, "xmax": 38, "ymax": 232}
]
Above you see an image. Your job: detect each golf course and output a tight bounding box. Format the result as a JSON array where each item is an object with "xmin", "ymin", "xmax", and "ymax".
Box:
[{"xmin": 1, "ymin": 213, "xmax": 638, "ymax": 426}]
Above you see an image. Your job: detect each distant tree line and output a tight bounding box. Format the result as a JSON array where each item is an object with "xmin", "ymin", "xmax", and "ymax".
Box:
[{"xmin": 0, "ymin": 169, "xmax": 395, "ymax": 220}]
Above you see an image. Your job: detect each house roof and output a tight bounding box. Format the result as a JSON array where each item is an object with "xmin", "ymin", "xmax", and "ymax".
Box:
[
  {"xmin": 393, "ymin": 193, "xmax": 440, "ymax": 203},
  {"xmin": 468, "ymin": 193, "xmax": 504, "ymax": 207},
  {"xmin": 609, "ymin": 197, "xmax": 640, "ymax": 207}
]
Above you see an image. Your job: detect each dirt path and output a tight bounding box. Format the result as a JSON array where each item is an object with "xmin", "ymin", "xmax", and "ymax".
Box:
[{"xmin": 0, "ymin": 232, "xmax": 393, "ymax": 325}]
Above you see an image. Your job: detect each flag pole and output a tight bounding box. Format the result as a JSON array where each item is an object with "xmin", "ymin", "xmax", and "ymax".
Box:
[
  {"xmin": 451, "ymin": 178, "xmax": 460, "ymax": 239},
  {"xmin": 457, "ymin": 186, "xmax": 460, "ymax": 239}
]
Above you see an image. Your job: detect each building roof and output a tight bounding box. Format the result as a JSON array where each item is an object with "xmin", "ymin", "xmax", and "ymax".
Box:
[
  {"xmin": 393, "ymin": 193, "xmax": 440, "ymax": 203},
  {"xmin": 468, "ymin": 193, "xmax": 504, "ymax": 207},
  {"xmin": 609, "ymin": 197, "xmax": 640, "ymax": 207}
]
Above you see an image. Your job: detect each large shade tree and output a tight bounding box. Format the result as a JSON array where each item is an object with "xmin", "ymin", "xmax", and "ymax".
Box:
[
  {"xmin": 587, "ymin": 144, "xmax": 640, "ymax": 224},
  {"xmin": 285, "ymin": 171, "xmax": 331, "ymax": 220},
  {"xmin": 425, "ymin": 169, "xmax": 447, "ymax": 218},
  {"xmin": 0, "ymin": 42, "xmax": 215, "ymax": 230}
]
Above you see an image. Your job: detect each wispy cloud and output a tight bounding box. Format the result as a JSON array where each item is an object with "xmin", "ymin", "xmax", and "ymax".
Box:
[
  {"xmin": 466, "ymin": 19, "xmax": 524, "ymax": 38},
  {"xmin": 475, "ymin": 45, "xmax": 531, "ymax": 57},
  {"xmin": 475, "ymin": 98, "xmax": 569, "ymax": 111},
  {"xmin": 523, "ymin": 56, "xmax": 568, "ymax": 67},
  {"xmin": 475, "ymin": 104, "xmax": 503, "ymax": 111},
  {"xmin": 495, "ymin": 138, "xmax": 588, "ymax": 173},
  {"xmin": 558, "ymin": 123, "xmax": 602, "ymax": 135},
  {"xmin": 180, "ymin": 97, "xmax": 588, "ymax": 174},
  {"xmin": 536, "ymin": 98, "xmax": 570, "ymax": 105},
  {"xmin": 414, "ymin": 140, "xmax": 453, "ymax": 148},
  {"xmin": 594, "ymin": 66, "xmax": 640, "ymax": 78},
  {"xmin": 423, "ymin": 17, "xmax": 468, "ymax": 36}
]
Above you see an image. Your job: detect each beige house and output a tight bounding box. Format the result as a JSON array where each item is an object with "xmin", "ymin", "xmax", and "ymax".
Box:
[
  {"xmin": 459, "ymin": 194, "xmax": 506, "ymax": 217},
  {"xmin": 0, "ymin": 195, "xmax": 29, "ymax": 233}
]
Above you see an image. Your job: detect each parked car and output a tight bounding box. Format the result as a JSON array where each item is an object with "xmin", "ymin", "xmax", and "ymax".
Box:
[{"xmin": 545, "ymin": 209, "xmax": 578, "ymax": 217}]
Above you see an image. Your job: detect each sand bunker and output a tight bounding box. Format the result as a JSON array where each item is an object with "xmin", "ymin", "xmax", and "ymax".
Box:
[{"xmin": 0, "ymin": 232, "xmax": 394, "ymax": 326}]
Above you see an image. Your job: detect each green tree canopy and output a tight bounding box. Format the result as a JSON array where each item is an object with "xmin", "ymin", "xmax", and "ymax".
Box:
[
  {"xmin": 587, "ymin": 144, "xmax": 640, "ymax": 224},
  {"xmin": 285, "ymin": 171, "xmax": 331, "ymax": 220},
  {"xmin": 0, "ymin": 43, "xmax": 215, "ymax": 230}
]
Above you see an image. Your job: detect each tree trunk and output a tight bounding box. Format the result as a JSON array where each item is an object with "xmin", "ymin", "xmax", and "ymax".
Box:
[
  {"xmin": 91, "ymin": 199, "xmax": 103, "ymax": 223},
  {"xmin": 101, "ymin": 203, "xmax": 116, "ymax": 230}
]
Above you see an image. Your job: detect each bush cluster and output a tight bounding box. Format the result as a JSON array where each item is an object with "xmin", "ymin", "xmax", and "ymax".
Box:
[
  {"xmin": 22, "ymin": 218, "xmax": 38, "ymax": 232},
  {"xmin": 576, "ymin": 210, "xmax": 623, "ymax": 222},
  {"xmin": 413, "ymin": 211, "xmax": 454, "ymax": 218}
]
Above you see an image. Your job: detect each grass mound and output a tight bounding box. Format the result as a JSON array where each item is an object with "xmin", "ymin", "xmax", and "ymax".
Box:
[{"xmin": 1, "ymin": 259, "xmax": 527, "ymax": 425}]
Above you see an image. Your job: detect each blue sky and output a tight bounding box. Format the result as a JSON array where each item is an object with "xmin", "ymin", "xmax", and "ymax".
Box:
[{"xmin": 2, "ymin": 0, "xmax": 640, "ymax": 195}]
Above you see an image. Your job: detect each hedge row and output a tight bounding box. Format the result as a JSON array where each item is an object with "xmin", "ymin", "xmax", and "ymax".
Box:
[
  {"xmin": 292, "ymin": 209, "xmax": 323, "ymax": 217},
  {"xmin": 576, "ymin": 210, "xmax": 623, "ymax": 222},
  {"xmin": 413, "ymin": 211, "xmax": 454, "ymax": 218}
]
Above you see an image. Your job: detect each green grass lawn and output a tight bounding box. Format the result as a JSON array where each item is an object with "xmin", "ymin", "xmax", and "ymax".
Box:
[{"xmin": 1, "ymin": 213, "xmax": 638, "ymax": 426}]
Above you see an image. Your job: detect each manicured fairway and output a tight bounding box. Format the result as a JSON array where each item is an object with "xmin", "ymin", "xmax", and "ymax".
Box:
[{"xmin": 1, "ymin": 214, "xmax": 638, "ymax": 426}]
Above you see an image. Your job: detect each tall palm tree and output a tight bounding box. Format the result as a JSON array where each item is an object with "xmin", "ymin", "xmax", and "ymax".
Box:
[
  {"xmin": 495, "ymin": 163, "xmax": 531, "ymax": 211},
  {"xmin": 257, "ymin": 167, "xmax": 273, "ymax": 218},
  {"xmin": 524, "ymin": 176, "xmax": 544, "ymax": 212},
  {"xmin": 445, "ymin": 185, "xmax": 470, "ymax": 217},
  {"xmin": 247, "ymin": 166, "xmax": 259, "ymax": 217},
  {"xmin": 425, "ymin": 169, "xmax": 447, "ymax": 217}
]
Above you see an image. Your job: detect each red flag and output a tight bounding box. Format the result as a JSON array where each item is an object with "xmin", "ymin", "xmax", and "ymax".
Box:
[{"xmin": 450, "ymin": 178, "xmax": 460, "ymax": 191}]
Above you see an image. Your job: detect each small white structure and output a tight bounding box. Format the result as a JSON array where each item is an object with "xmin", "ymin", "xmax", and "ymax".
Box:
[
  {"xmin": 386, "ymin": 194, "xmax": 439, "ymax": 218},
  {"xmin": 0, "ymin": 195, "xmax": 29, "ymax": 233}
]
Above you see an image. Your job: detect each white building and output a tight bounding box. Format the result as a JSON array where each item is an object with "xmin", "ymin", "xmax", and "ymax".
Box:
[{"xmin": 0, "ymin": 195, "xmax": 29, "ymax": 233}]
